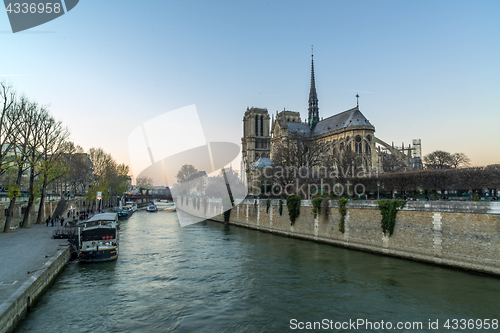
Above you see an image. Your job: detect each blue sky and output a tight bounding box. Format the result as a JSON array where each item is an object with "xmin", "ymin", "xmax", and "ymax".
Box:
[{"xmin": 1, "ymin": 0, "xmax": 499, "ymax": 180}]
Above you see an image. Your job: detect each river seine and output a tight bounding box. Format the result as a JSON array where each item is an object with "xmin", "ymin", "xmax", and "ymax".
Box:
[{"xmin": 16, "ymin": 211, "xmax": 500, "ymax": 332}]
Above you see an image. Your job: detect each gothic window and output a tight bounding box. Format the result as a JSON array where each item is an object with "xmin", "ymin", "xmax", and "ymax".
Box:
[
  {"xmin": 366, "ymin": 135, "xmax": 371, "ymax": 154},
  {"xmin": 355, "ymin": 135, "xmax": 362, "ymax": 154},
  {"xmin": 255, "ymin": 116, "xmax": 259, "ymax": 136},
  {"xmin": 260, "ymin": 116, "xmax": 264, "ymax": 136},
  {"xmin": 345, "ymin": 136, "xmax": 351, "ymax": 152}
]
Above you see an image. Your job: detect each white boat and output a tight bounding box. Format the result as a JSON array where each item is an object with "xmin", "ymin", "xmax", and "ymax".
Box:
[
  {"xmin": 156, "ymin": 200, "xmax": 175, "ymax": 206},
  {"xmin": 124, "ymin": 201, "xmax": 138, "ymax": 213},
  {"xmin": 146, "ymin": 202, "xmax": 158, "ymax": 212}
]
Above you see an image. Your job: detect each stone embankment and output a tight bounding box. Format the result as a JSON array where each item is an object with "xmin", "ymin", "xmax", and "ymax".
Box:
[
  {"xmin": 177, "ymin": 197, "xmax": 500, "ymax": 276},
  {"xmin": 0, "ymin": 224, "xmax": 71, "ymax": 333}
]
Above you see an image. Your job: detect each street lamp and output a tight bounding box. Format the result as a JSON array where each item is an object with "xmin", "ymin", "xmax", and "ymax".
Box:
[
  {"xmin": 96, "ymin": 191, "xmax": 102, "ymax": 212},
  {"xmin": 377, "ymin": 182, "xmax": 380, "ymax": 200}
]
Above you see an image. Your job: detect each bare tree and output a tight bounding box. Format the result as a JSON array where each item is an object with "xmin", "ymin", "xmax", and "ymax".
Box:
[
  {"xmin": 4, "ymin": 97, "xmax": 39, "ymax": 231},
  {"xmin": 176, "ymin": 164, "xmax": 199, "ymax": 183},
  {"xmin": 450, "ymin": 152, "xmax": 471, "ymax": 169},
  {"xmin": 136, "ymin": 177, "xmax": 153, "ymax": 189},
  {"xmin": 58, "ymin": 143, "xmax": 92, "ymax": 195},
  {"xmin": 329, "ymin": 149, "xmax": 367, "ymax": 185},
  {"xmin": 66, "ymin": 153, "xmax": 93, "ymax": 194},
  {"xmin": 0, "ymin": 82, "xmax": 22, "ymax": 177},
  {"xmin": 35, "ymin": 116, "xmax": 70, "ymax": 224},
  {"xmin": 424, "ymin": 150, "xmax": 453, "ymax": 169},
  {"xmin": 22, "ymin": 105, "xmax": 48, "ymax": 226},
  {"xmin": 381, "ymin": 153, "xmax": 407, "ymax": 172},
  {"xmin": 268, "ymin": 132, "xmax": 331, "ymax": 197}
]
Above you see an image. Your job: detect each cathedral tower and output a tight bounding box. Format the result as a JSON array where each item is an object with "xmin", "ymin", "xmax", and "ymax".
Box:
[{"xmin": 241, "ymin": 107, "xmax": 271, "ymax": 183}]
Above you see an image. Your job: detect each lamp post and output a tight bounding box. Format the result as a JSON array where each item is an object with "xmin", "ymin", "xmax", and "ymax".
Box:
[
  {"xmin": 96, "ymin": 191, "xmax": 102, "ymax": 212},
  {"xmin": 377, "ymin": 182, "xmax": 380, "ymax": 200}
]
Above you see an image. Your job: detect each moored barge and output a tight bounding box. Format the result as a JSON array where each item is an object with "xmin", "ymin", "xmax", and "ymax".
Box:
[{"xmin": 69, "ymin": 213, "xmax": 119, "ymax": 263}]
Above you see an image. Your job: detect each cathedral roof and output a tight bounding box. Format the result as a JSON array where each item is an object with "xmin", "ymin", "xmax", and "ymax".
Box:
[
  {"xmin": 286, "ymin": 122, "xmax": 310, "ymax": 136},
  {"xmin": 312, "ymin": 107, "xmax": 374, "ymax": 136}
]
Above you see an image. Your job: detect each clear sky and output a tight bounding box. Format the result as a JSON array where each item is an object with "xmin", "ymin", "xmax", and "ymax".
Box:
[{"xmin": 2, "ymin": 0, "xmax": 499, "ymax": 183}]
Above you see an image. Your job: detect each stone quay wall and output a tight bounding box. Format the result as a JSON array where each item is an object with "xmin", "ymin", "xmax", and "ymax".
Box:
[
  {"xmin": 0, "ymin": 246, "xmax": 71, "ymax": 333},
  {"xmin": 0, "ymin": 197, "xmax": 86, "ymax": 232},
  {"xmin": 176, "ymin": 197, "xmax": 500, "ymax": 276}
]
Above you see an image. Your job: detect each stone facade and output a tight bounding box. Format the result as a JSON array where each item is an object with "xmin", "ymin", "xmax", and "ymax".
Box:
[{"xmin": 241, "ymin": 107, "xmax": 271, "ymax": 177}]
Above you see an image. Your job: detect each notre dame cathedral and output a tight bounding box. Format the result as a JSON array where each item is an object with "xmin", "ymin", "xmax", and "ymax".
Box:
[{"xmin": 241, "ymin": 54, "xmax": 422, "ymax": 183}]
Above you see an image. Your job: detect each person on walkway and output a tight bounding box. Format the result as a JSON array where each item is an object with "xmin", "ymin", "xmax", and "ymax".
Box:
[
  {"xmin": 51, "ymin": 218, "xmax": 54, "ymax": 227},
  {"xmin": 45, "ymin": 217, "xmax": 50, "ymax": 227},
  {"xmin": 60, "ymin": 217, "xmax": 65, "ymax": 227}
]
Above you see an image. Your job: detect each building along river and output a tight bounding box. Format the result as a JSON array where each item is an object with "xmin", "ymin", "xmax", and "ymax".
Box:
[{"xmin": 15, "ymin": 210, "xmax": 500, "ymax": 332}]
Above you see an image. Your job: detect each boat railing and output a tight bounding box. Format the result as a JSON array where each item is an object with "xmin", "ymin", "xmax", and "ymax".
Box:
[{"xmin": 52, "ymin": 225, "xmax": 78, "ymax": 238}]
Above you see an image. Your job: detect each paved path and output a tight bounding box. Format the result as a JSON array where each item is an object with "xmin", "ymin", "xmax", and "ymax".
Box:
[{"xmin": 0, "ymin": 224, "xmax": 69, "ymax": 302}]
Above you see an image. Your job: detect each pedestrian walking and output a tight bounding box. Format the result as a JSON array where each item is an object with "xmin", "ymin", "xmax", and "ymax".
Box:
[
  {"xmin": 51, "ymin": 218, "xmax": 54, "ymax": 227},
  {"xmin": 60, "ymin": 217, "xmax": 64, "ymax": 227},
  {"xmin": 45, "ymin": 217, "xmax": 50, "ymax": 227}
]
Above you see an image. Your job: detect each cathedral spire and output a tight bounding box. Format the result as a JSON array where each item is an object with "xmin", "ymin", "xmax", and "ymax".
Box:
[{"xmin": 308, "ymin": 46, "xmax": 319, "ymax": 129}]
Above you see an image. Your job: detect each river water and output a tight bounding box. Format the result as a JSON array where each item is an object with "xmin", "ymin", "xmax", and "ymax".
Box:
[{"xmin": 16, "ymin": 211, "xmax": 500, "ymax": 332}]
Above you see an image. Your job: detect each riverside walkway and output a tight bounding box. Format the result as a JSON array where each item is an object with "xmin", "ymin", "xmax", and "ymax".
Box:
[{"xmin": 0, "ymin": 224, "xmax": 68, "ymax": 302}]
